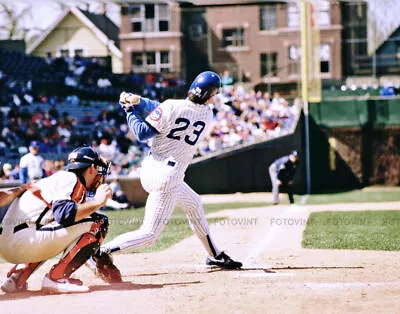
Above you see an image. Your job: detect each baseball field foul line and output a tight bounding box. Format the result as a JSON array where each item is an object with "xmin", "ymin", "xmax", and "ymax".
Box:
[{"xmin": 244, "ymin": 205, "xmax": 295, "ymax": 266}]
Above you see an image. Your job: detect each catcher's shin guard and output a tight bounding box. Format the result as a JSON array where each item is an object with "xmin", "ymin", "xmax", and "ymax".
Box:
[
  {"xmin": 49, "ymin": 233, "xmax": 100, "ymax": 281},
  {"xmin": 90, "ymin": 213, "xmax": 109, "ymax": 243}
]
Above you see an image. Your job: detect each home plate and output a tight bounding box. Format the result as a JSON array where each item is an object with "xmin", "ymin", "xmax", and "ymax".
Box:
[{"xmin": 235, "ymin": 273, "xmax": 294, "ymax": 278}]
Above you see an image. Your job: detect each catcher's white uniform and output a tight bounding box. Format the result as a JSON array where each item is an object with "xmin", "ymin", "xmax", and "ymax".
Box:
[
  {"xmin": 0, "ymin": 171, "xmax": 97, "ymax": 264},
  {"xmin": 105, "ymin": 99, "xmax": 222, "ymax": 257}
]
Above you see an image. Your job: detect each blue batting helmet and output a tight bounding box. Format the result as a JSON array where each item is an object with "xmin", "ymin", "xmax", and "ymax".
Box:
[{"xmin": 188, "ymin": 71, "xmax": 221, "ymax": 104}]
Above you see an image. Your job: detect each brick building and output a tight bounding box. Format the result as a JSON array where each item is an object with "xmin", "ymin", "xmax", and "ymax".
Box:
[{"xmin": 118, "ymin": 0, "xmax": 342, "ymax": 94}]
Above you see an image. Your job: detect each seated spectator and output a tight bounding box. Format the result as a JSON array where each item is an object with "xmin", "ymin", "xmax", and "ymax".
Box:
[
  {"xmin": 81, "ymin": 112, "xmax": 96, "ymax": 125},
  {"xmin": 128, "ymin": 164, "xmax": 140, "ymax": 178},
  {"xmin": 97, "ymin": 77, "xmax": 112, "ymax": 88},
  {"xmin": 2, "ymin": 163, "xmax": 13, "ymax": 181},
  {"xmin": 221, "ymin": 70, "xmax": 234, "ymax": 94},
  {"xmin": 43, "ymin": 159, "xmax": 55, "ymax": 177},
  {"xmin": 10, "ymin": 164, "xmax": 20, "ymax": 181},
  {"xmin": 98, "ymin": 138, "xmax": 117, "ymax": 160}
]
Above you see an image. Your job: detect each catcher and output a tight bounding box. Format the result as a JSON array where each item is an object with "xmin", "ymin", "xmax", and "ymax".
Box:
[{"xmin": 0, "ymin": 146, "xmax": 122, "ymax": 294}]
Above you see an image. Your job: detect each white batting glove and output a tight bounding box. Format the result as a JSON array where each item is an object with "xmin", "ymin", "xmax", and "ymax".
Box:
[{"xmin": 119, "ymin": 92, "xmax": 141, "ymax": 112}]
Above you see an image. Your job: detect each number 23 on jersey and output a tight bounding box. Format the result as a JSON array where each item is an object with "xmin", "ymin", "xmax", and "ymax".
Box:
[{"xmin": 166, "ymin": 117, "xmax": 205, "ymax": 146}]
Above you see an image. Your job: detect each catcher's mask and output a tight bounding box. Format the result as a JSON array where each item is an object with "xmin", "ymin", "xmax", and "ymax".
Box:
[{"xmin": 65, "ymin": 146, "xmax": 111, "ymax": 192}]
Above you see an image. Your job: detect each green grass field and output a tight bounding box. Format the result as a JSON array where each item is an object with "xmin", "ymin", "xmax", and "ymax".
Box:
[
  {"xmin": 302, "ymin": 210, "xmax": 400, "ymax": 251},
  {"xmin": 304, "ymin": 189, "xmax": 400, "ymax": 204}
]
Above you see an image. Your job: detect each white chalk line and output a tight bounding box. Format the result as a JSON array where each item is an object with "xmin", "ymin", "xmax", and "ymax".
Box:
[
  {"xmin": 300, "ymin": 195, "xmax": 309, "ymax": 205},
  {"xmin": 293, "ymin": 281, "xmax": 400, "ymax": 289},
  {"xmin": 244, "ymin": 206, "xmax": 292, "ymax": 265},
  {"xmin": 244, "ymin": 202, "xmax": 309, "ymax": 266},
  {"xmin": 235, "ymin": 273, "xmax": 294, "ymax": 278}
]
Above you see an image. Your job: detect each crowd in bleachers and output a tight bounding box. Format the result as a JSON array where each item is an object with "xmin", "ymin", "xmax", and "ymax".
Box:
[
  {"xmin": 197, "ymin": 85, "xmax": 300, "ymax": 156},
  {"xmin": 0, "ymin": 49, "xmax": 301, "ymax": 183}
]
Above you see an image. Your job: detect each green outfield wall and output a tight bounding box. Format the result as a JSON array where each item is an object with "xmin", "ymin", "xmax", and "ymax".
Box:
[{"xmin": 309, "ymin": 97, "xmax": 400, "ymax": 190}]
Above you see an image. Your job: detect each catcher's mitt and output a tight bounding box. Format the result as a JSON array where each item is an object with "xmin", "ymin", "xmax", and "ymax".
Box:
[{"xmin": 91, "ymin": 249, "xmax": 122, "ymax": 283}]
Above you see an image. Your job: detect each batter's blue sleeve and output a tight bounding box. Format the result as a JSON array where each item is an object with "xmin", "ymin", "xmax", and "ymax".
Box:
[
  {"xmin": 126, "ymin": 111, "xmax": 159, "ymax": 142},
  {"xmin": 20, "ymin": 167, "xmax": 28, "ymax": 184},
  {"xmin": 135, "ymin": 97, "xmax": 160, "ymax": 118},
  {"xmin": 52, "ymin": 200, "xmax": 78, "ymax": 227}
]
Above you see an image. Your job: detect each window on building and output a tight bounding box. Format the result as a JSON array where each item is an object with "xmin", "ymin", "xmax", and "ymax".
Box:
[
  {"xmin": 222, "ymin": 28, "xmax": 244, "ymax": 47},
  {"xmin": 145, "ymin": 4, "xmax": 155, "ymax": 19},
  {"xmin": 132, "ymin": 51, "xmax": 170, "ymax": 73},
  {"xmin": 144, "ymin": 4, "xmax": 155, "ymax": 32},
  {"xmin": 60, "ymin": 49, "xmax": 69, "ymax": 58},
  {"xmin": 74, "ymin": 49, "xmax": 83, "ymax": 57},
  {"xmin": 318, "ymin": 0, "xmax": 330, "ymax": 26},
  {"xmin": 146, "ymin": 52, "xmax": 156, "ymax": 71},
  {"xmin": 158, "ymin": 4, "xmax": 169, "ymax": 32},
  {"xmin": 160, "ymin": 51, "xmax": 170, "ymax": 72},
  {"xmin": 130, "ymin": 5, "xmax": 143, "ymax": 32},
  {"xmin": 288, "ymin": 45, "xmax": 301, "ymax": 75},
  {"xmin": 287, "ymin": 44, "xmax": 330, "ymax": 75},
  {"xmin": 260, "ymin": 5, "xmax": 277, "ymax": 31},
  {"xmin": 320, "ymin": 44, "xmax": 330, "ymax": 73},
  {"xmin": 260, "ymin": 53, "xmax": 277, "ymax": 77},
  {"xmin": 129, "ymin": 3, "xmax": 170, "ymax": 33},
  {"xmin": 287, "ymin": 2, "xmax": 300, "ymax": 28},
  {"xmin": 132, "ymin": 53, "xmax": 144, "ymax": 71}
]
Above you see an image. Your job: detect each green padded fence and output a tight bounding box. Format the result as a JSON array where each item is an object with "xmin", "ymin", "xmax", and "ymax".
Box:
[{"xmin": 310, "ymin": 97, "xmax": 400, "ymax": 128}]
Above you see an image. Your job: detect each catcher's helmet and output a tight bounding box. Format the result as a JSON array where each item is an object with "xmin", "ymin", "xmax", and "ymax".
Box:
[
  {"xmin": 188, "ymin": 71, "xmax": 221, "ymax": 104},
  {"xmin": 65, "ymin": 146, "xmax": 110, "ymax": 176}
]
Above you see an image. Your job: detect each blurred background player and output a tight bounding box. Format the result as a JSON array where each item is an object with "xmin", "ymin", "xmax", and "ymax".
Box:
[
  {"xmin": 269, "ymin": 150, "xmax": 299, "ymax": 205},
  {"xmin": 107, "ymin": 178, "xmax": 129, "ymax": 209},
  {"xmin": 19, "ymin": 141, "xmax": 46, "ymax": 184},
  {"xmin": 0, "ymin": 146, "xmax": 121, "ymax": 294},
  {"xmin": 99, "ymin": 71, "xmax": 242, "ymax": 270}
]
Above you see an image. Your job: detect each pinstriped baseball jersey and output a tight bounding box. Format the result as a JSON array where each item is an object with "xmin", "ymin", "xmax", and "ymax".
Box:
[
  {"xmin": 145, "ymin": 99, "xmax": 213, "ymax": 174},
  {"xmin": 2, "ymin": 171, "xmax": 86, "ymax": 230}
]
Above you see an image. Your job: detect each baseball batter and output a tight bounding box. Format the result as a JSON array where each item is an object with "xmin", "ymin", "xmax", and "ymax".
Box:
[
  {"xmin": 0, "ymin": 146, "xmax": 121, "ymax": 294},
  {"xmin": 102, "ymin": 71, "xmax": 242, "ymax": 269}
]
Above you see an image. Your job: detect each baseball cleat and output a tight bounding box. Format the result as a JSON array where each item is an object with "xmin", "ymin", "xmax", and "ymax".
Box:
[
  {"xmin": 206, "ymin": 252, "xmax": 242, "ymax": 269},
  {"xmin": 1, "ymin": 273, "xmax": 28, "ymax": 293},
  {"xmin": 41, "ymin": 274, "xmax": 89, "ymax": 294}
]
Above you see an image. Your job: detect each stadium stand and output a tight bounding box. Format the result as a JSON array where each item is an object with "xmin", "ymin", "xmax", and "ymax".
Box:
[{"xmin": 0, "ymin": 48, "xmax": 300, "ymax": 182}]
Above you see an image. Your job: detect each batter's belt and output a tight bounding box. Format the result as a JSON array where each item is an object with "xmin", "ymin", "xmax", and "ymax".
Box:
[
  {"xmin": 0, "ymin": 222, "xmax": 29, "ymax": 235},
  {"xmin": 148, "ymin": 152, "xmax": 176, "ymax": 167}
]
